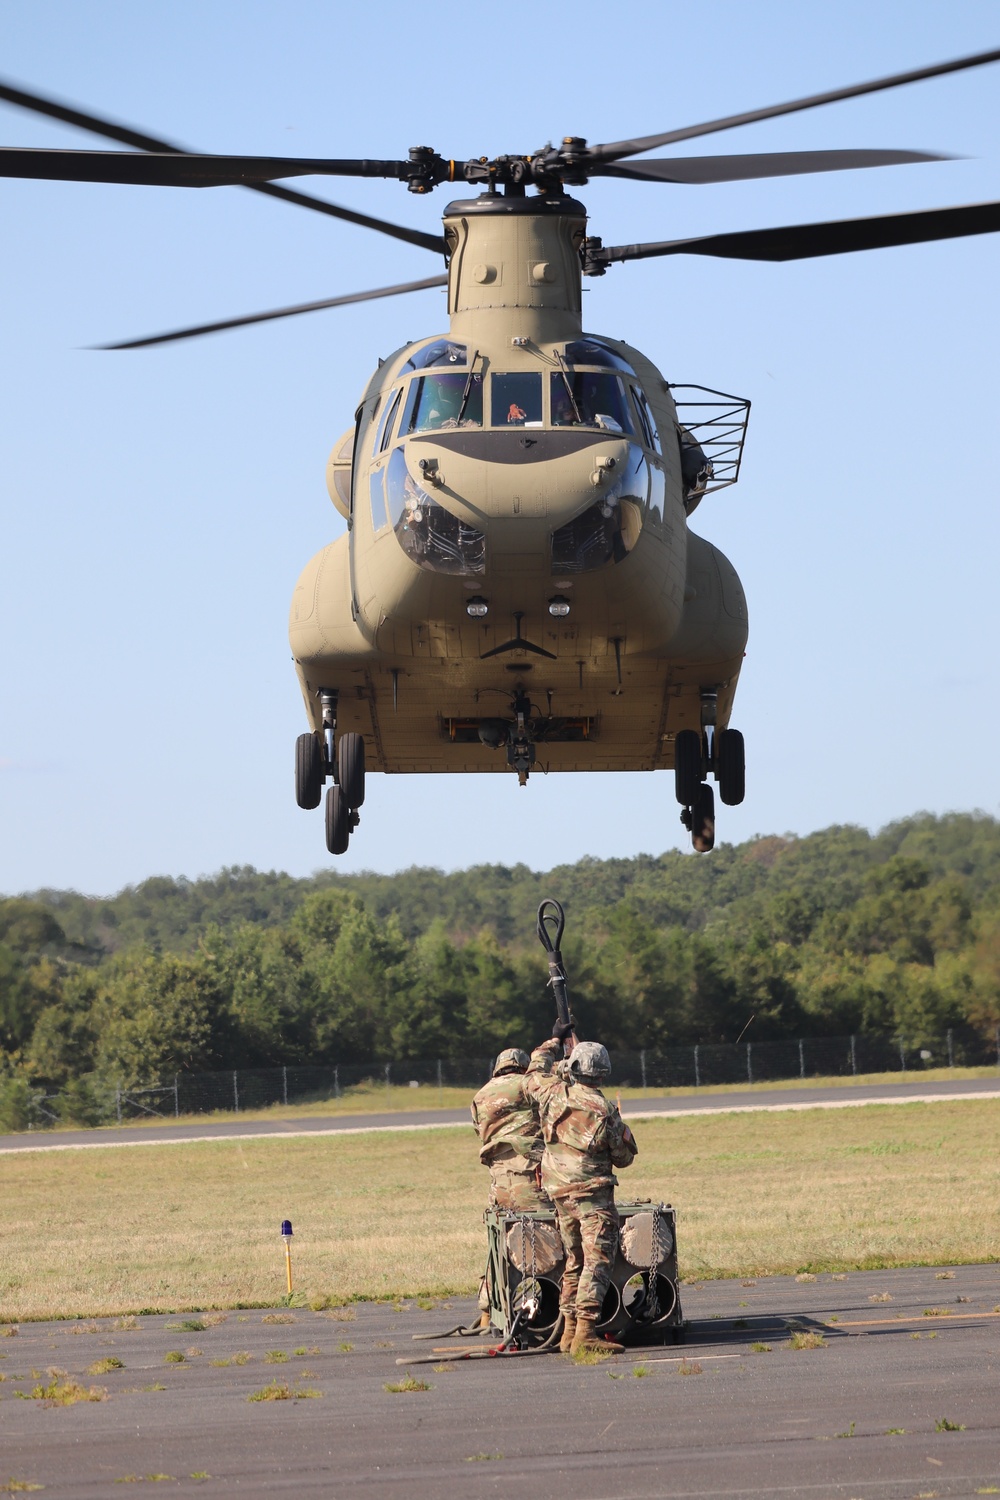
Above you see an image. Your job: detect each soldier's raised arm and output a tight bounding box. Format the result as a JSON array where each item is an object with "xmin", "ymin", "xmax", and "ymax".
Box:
[{"xmin": 608, "ymin": 1104, "xmax": 638, "ymax": 1168}]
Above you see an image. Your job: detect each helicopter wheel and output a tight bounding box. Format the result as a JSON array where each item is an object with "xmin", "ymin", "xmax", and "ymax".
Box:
[
  {"xmin": 295, "ymin": 732, "xmax": 324, "ymax": 810},
  {"xmin": 716, "ymin": 728, "xmax": 745, "ymax": 806},
  {"xmin": 691, "ymin": 783, "xmax": 716, "ymax": 854},
  {"xmin": 674, "ymin": 729, "xmax": 703, "ymax": 806},
  {"xmin": 337, "ymin": 732, "xmax": 366, "ymax": 809},
  {"xmin": 325, "ymin": 785, "xmax": 350, "ymax": 856}
]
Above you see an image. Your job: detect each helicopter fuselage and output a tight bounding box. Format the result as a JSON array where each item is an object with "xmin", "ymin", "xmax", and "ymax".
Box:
[{"xmin": 289, "ymin": 192, "xmax": 747, "ymax": 783}]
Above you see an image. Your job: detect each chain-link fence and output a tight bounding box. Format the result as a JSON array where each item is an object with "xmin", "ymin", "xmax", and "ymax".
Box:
[{"xmin": 7, "ymin": 1024, "xmax": 998, "ymax": 1132}]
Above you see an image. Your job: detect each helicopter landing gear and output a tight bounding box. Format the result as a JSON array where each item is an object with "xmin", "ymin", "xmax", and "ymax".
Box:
[
  {"xmin": 715, "ymin": 727, "xmax": 745, "ymax": 806},
  {"xmin": 295, "ymin": 732, "xmax": 324, "ymax": 810},
  {"xmin": 673, "ymin": 729, "xmax": 703, "ymax": 806},
  {"xmin": 338, "ymin": 732, "xmax": 366, "ymax": 808},
  {"xmin": 304, "ymin": 690, "xmax": 364, "ymax": 857},
  {"xmin": 675, "ymin": 723, "xmax": 735, "ymax": 852},
  {"xmin": 325, "ymin": 784, "xmax": 351, "ymax": 855}
]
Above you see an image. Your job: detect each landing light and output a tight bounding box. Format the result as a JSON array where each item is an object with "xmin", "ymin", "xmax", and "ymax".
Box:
[
  {"xmin": 548, "ymin": 596, "xmax": 571, "ymax": 618},
  {"xmin": 466, "ymin": 596, "xmax": 489, "ymax": 618}
]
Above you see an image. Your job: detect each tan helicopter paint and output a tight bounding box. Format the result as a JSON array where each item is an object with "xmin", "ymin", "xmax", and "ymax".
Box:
[{"xmin": 291, "ymin": 194, "xmax": 747, "ymax": 777}]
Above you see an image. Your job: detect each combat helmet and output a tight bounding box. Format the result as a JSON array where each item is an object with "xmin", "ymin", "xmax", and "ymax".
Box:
[
  {"xmin": 568, "ymin": 1041, "xmax": 611, "ymax": 1083},
  {"xmin": 493, "ymin": 1048, "xmax": 530, "ymax": 1076}
]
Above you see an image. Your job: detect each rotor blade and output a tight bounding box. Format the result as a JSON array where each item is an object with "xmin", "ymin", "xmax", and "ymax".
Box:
[
  {"xmin": 596, "ymin": 200, "xmax": 1000, "ymax": 265},
  {"xmin": 94, "ymin": 274, "xmax": 449, "ymax": 349},
  {"xmin": 0, "ymin": 77, "xmax": 443, "ymax": 253},
  {"xmin": 0, "ymin": 146, "xmax": 409, "ymax": 187},
  {"xmin": 591, "ymin": 147, "xmax": 951, "ymax": 185},
  {"xmin": 589, "ymin": 46, "xmax": 1000, "ymax": 162}
]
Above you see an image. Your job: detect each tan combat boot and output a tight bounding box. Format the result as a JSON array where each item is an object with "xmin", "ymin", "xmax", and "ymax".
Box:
[
  {"xmin": 558, "ymin": 1314, "xmax": 576, "ymax": 1353},
  {"xmin": 570, "ymin": 1317, "xmax": 624, "ymax": 1357}
]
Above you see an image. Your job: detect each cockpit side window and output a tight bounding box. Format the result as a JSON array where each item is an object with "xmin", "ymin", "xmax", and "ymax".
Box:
[
  {"xmin": 491, "ymin": 372, "xmax": 543, "ymax": 427},
  {"xmin": 402, "ymin": 372, "xmax": 483, "ymax": 433},
  {"xmin": 550, "ymin": 372, "xmax": 635, "ymax": 435},
  {"xmin": 374, "ymin": 387, "xmax": 403, "ymax": 454},
  {"xmin": 631, "ymin": 386, "xmax": 662, "ymax": 454}
]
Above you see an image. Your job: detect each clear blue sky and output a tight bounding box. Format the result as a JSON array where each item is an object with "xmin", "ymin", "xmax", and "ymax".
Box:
[{"xmin": 1, "ymin": 0, "xmax": 998, "ymax": 895}]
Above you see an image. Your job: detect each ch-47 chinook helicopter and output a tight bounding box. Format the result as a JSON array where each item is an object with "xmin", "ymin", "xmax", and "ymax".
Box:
[{"xmin": 3, "ymin": 49, "xmax": 1000, "ymax": 855}]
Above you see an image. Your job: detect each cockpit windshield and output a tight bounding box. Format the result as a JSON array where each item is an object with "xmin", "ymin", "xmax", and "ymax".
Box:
[
  {"xmin": 550, "ymin": 372, "xmax": 635, "ymax": 435},
  {"xmin": 401, "ymin": 372, "xmax": 483, "ymax": 434},
  {"xmin": 402, "ymin": 340, "xmax": 468, "ymax": 371},
  {"xmin": 564, "ymin": 338, "xmax": 635, "ymax": 374}
]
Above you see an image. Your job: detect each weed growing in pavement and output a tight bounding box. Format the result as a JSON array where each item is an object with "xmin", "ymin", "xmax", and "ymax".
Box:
[
  {"xmin": 885, "ymin": 1428, "xmax": 907, "ymax": 1435},
  {"xmin": 748, "ymin": 1342, "xmax": 772, "ymax": 1353},
  {"xmin": 293, "ymin": 1347, "xmax": 320, "ymax": 1356},
  {"xmin": 247, "ymin": 1381, "xmax": 321, "ymax": 1401},
  {"xmin": 787, "ymin": 1331, "xmax": 826, "ymax": 1351},
  {"xmin": 87, "ymin": 1358, "xmax": 124, "ymax": 1375},
  {"xmin": 261, "ymin": 1314, "xmax": 295, "ymax": 1325},
  {"xmin": 166, "ymin": 1320, "xmax": 205, "ymax": 1332},
  {"xmin": 431, "ymin": 1364, "xmax": 455, "ymax": 1374},
  {"xmin": 264, "ymin": 1351, "xmax": 288, "ymax": 1364},
  {"xmin": 163, "ymin": 1351, "xmax": 185, "ymax": 1364},
  {"xmin": 677, "ymin": 1360, "xmax": 703, "ymax": 1375},
  {"xmin": 831, "ymin": 1274, "xmax": 847, "ymax": 1281},
  {"xmin": 935, "ymin": 1418, "xmax": 966, "ymax": 1431},
  {"xmin": 329, "ymin": 1307, "xmax": 356, "ymax": 1321},
  {"xmin": 69, "ymin": 1323, "xmax": 100, "ymax": 1336},
  {"xmin": 16, "ymin": 1377, "xmax": 105, "ymax": 1406},
  {"xmin": 337, "ymin": 1342, "xmax": 354, "ymax": 1353},
  {"xmin": 571, "ymin": 1346, "xmax": 614, "ymax": 1365},
  {"xmin": 923, "ymin": 1308, "xmax": 952, "ymax": 1317},
  {"xmin": 209, "ymin": 1352, "xmax": 251, "ymax": 1367},
  {"xmin": 935, "ymin": 1272, "xmax": 956, "ymax": 1280},
  {"xmin": 835, "ymin": 1422, "xmax": 856, "ymax": 1439},
  {"xmin": 184, "ymin": 1348, "xmax": 203, "ymax": 1359},
  {"xmin": 869, "ymin": 1293, "xmax": 893, "ymax": 1303},
  {"xmin": 384, "ymin": 1375, "xmax": 431, "ymax": 1392},
  {"xmin": 112, "ymin": 1317, "xmax": 142, "ymax": 1332},
  {"xmin": 1, "ymin": 1482, "xmax": 44, "ymax": 1492},
  {"xmin": 632, "ymin": 1364, "xmax": 651, "ymax": 1378},
  {"xmin": 795, "ymin": 1273, "xmax": 817, "ymax": 1283},
  {"xmin": 0, "ymin": 1329, "xmax": 18, "ymax": 1338}
]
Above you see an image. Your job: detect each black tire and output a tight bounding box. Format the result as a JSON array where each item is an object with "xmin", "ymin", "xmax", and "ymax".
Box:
[
  {"xmin": 325, "ymin": 785, "xmax": 350, "ymax": 855},
  {"xmin": 295, "ymin": 732, "xmax": 324, "ymax": 810},
  {"xmin": 337, "ymin": 732, "xmax": 366, "ymax": 809},
  {"xmin": 716, "ymin": 728, "xmax": 745, "ymax": 806},
  {"xmin": 691, "ymin": 782, "xmax": 715, "ymax": 853},
  {"xmin": 674, "ymin": 729, "xmax": 703, "ymax": 806}
]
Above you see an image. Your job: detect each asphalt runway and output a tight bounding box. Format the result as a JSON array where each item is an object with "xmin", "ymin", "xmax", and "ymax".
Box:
[
  {"xmin": 2, "ymin": 1075, "xmax": 998, "ymax": 1153},
  {"xmin": 2, "ymin": 1265, "xmax": 998, "ymax": 1498}
]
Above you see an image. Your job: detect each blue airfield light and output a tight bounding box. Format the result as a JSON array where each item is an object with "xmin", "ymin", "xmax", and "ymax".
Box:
[{"xmin": 281, "ymin": 1219, "xmax": 294, "ymax": 1294}]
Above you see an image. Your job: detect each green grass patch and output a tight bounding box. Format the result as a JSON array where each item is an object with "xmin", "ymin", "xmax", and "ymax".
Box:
[{"xmin": 2, "ymin": 1099, "xmax": 999, "ymax": 1319}]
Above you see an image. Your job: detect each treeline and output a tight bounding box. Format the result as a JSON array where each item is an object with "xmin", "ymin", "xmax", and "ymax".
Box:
[{"xmin": 2, "ymin": 814, "xmax": 1000, "ymax": 1110}]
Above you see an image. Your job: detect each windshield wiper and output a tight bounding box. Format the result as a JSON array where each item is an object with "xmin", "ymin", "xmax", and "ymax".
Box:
[
  {"xmin": 555, "ymin": 350, "xmax": 583, "ymax": 424},
  {"xmin": 456, "ymin": 350, "xmax": 480, "ymax": 424}
]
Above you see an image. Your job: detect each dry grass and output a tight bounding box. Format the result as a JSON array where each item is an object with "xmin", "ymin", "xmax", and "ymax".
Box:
[{"xmin": 1, "ymin": 1099, "xmax": 998, "ymax": 1321}]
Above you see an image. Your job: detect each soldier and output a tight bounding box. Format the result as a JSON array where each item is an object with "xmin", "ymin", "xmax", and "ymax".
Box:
[
  {"xmin": 470, "ymin": 1048, "xmax": 554, "ymax": 1213},
  {"xmin": 526, "ymin": 1024, "xmax": 637, "ymax": 1356}
]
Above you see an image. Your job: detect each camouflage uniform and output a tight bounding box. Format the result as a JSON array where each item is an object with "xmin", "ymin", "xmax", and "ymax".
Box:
[
  {"xmin": 470, "ymin": 1068, "xmax": 553, "ymax": 1214},
  {"xmin": 525, "ymin": 1039, "xmax": 636, "ymax": 1322}
]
